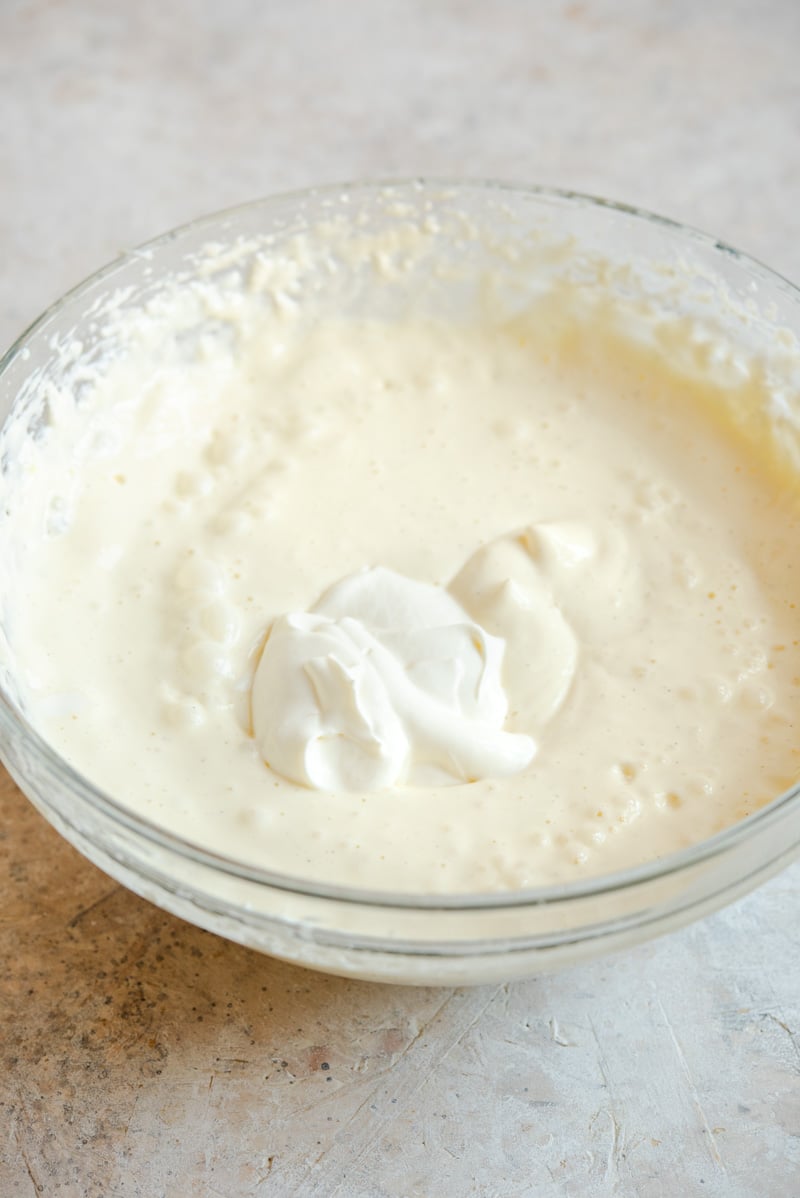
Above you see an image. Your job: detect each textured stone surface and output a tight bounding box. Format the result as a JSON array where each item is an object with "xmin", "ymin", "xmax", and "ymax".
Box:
[{"xmin": 2, "ymin": 2, "xmax": 800, "ymax": 1195}]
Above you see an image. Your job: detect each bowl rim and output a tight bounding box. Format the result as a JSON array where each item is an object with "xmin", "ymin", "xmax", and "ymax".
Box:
[{"xmin": 2, "ymin": 176, "xmax": 800, "ymax": 914}]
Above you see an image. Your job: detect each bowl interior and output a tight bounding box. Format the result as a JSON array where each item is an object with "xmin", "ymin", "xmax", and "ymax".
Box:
[{"xmin": 2, "ymin": 181, "xmax": 800, "ymax": 982}]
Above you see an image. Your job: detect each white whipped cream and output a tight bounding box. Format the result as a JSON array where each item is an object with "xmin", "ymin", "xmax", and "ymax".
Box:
[
  {"xmin": 250, "ymin": 521, "xmax": 639, "ymax": 793},
  {"xmin": 251, "ymin": 565, "xmax": 536, "ymax": 791}
]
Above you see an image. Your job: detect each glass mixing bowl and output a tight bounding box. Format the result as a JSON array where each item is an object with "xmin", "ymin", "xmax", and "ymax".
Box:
[{"xmin": 2, "ymin": 181, "xmax": 800, "ymax": 986}]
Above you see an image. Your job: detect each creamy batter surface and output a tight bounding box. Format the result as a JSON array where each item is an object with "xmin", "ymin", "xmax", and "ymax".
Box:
[{"xmin": 3, "ymin": 267, "xmax": 800, "ymax": 891}]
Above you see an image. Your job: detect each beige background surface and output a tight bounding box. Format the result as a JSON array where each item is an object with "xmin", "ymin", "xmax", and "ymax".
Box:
[{"xmin": 2, "ymin": 2, "xmax": 800, "ymax": 1195}]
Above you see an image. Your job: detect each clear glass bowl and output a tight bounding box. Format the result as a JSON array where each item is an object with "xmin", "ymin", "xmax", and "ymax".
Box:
[{"xmin": 2, "ymin": 181, "xmax": 800, "ymax": 986}]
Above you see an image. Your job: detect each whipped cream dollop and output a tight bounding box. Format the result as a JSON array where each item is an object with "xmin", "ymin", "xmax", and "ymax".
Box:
[
  {"xmin": 250, "ymin": 522, "xmax": 638, "ymax": 793},
  {"xmin": 251, "ymin": 565, "xmax": 537, "ymax": 791}
]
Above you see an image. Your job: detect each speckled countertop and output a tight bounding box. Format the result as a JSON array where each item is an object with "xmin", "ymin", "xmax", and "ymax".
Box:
[{"xmin": 2, "ymin": 3, "xmax": 800, "ymax": 1195}]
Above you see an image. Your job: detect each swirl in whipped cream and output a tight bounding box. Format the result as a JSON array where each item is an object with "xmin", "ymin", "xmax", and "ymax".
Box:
[
  {"xmin": 249, "ymin": 520, "xmax": 635, "ymax": 792},
  {"xmin": 251, "ymin": 565, "xmax": 536, "ymax": 791}
]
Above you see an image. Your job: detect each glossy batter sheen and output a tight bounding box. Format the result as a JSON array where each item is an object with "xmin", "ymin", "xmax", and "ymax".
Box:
[{"xmin": 4, "ymin": 288, "xmax": 800, "ymax": 892}]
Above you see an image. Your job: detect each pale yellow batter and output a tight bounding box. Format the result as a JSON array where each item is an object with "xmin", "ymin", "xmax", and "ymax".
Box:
[{"xmin": 3, "ymin": 263, "xmax": 800, "ymax": 892}]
